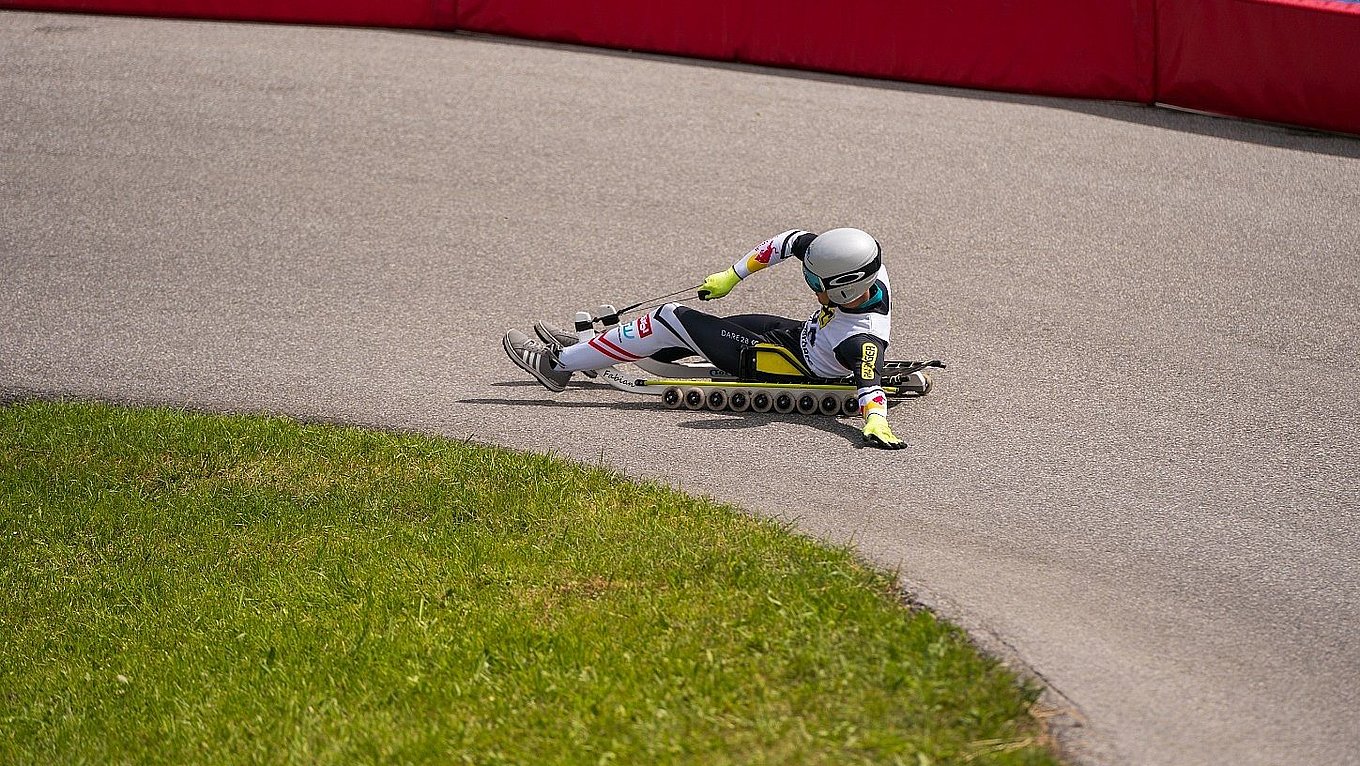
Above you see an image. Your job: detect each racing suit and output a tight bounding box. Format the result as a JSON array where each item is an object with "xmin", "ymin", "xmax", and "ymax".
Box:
[{"xmin": 555, "ymin": 229, "xmax": 894, "ymax": 423}]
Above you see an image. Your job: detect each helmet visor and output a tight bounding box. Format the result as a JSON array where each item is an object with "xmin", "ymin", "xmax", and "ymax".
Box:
[
  {"xmin": 803, "ymin": 265, "xmax": 825, "ymax": 293},
  {"xmin": 804, "ymin": 253, "xmax": 881, "ymax": 297}
]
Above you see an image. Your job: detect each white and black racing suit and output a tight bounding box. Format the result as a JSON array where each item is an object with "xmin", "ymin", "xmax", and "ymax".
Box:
[{"xmin": 555, "ymin": 229, "xmax": 894, "ymax": 419}]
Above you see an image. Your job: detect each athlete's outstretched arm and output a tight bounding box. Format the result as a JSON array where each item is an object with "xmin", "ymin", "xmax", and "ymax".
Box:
[
  {"xmin": 698, "ymin": 229, "xmax": 816, "ymax": 300},
  {"xmin": 835, "ymin": 334, "xmax": 907, "ymax": 450}
]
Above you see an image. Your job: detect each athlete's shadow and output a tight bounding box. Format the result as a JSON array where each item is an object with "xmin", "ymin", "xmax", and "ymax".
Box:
[
  {"xmin": 673, "ymin": 410, "xmax": 865, "ymax": 447},
  {"xmin": 485, "ymin": 379, "xmax": 620, "ymax": 390},
  {"xmin": 458, "ymin": 397, "xmax": 663, "ymax": 412},
  {"xmin": 463, "ymin": 383, "xmax": 867, "ymax": 447}
]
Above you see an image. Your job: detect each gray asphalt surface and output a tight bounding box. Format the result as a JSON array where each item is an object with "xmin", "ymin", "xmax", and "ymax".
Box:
[{"xmin": 3, "ymin": 12, "xmax": 1358, "ymax": 765}]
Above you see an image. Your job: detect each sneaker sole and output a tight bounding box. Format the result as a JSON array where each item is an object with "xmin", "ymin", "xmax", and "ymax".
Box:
[{"xmin": 503, "ymin": 333, "xmax": 568, "ymax": 393}]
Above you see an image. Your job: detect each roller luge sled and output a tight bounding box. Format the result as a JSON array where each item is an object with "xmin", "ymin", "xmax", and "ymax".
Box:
[{"xmin": 562, "ymin": 304, "xmax": 945, "ymax": 417}]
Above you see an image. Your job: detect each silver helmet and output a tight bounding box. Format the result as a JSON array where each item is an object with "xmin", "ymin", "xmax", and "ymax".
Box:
[{"xmin": 802, "ymin": 228, "xmax": 882, "ymax": 305}]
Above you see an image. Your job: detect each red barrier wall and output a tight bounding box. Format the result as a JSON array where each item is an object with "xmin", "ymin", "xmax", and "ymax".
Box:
[
  {"xmin": 0, "ymin": 0, "xmax": 455, "ymax": 28},
  {"xmin": 735, "ymin": 0, "xmax": 1154, "ymax": 102},
  {"xmin": 453, "ymin": 0, "xmax": 1156, "ymax": 102},
  {"xmin": 5, "ymin": 0, "xmax": 1360, "ymax": 135},
  {"xmin": 455, "ymin": 0, "xmax": 740, "ymax": 61},
  {"xmin": 1156, "ymin": 0, "xmax": 1360, "ymax": 135}
]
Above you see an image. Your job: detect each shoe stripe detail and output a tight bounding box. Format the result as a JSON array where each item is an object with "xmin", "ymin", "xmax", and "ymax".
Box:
[{"xmin": 505, "ymin": 332, "xmax": 568, "ymax": 392}]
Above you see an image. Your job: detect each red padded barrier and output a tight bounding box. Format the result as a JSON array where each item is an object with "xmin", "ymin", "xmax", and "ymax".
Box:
[
  {"xmin": 0, "ymin": 0, "xmax": 455, "ymax": 28},
  {"xmin": 455, "ymin": 0, "xmax": 740, "ymax": 61},
  {"xmin": 739, "ymin": 0, "xmax": 1155, "ymax": 102},
  {"xmin": 454, "ymin": 0, "xmax": 1155, "ymax": 102},
  {"xmin": 8, "ymin": 0, "xmax": 1360, "ymax": 135},
  {"xmin": 1157, "ymin": 0, "xmax": 1360, "ymax": 135}
]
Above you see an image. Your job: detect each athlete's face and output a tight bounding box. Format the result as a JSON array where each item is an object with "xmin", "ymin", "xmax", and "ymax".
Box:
[
  {"xmin": 842, "ymin": 289, "xmax": 872, "ymax": 307},
  {"xmin": 816, "ymin": 289, "xmax": 871, "ymax": 308}
]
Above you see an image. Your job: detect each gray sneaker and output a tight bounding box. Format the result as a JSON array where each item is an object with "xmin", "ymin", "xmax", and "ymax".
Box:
[
  {"xmin": 533, "ymin": 320, "xmax": 579, "ymax": 348},
  {"xmin": 534, "ymin": 320, "xmax": 597, "ymax": 377},
  {"xmin": 503, "ymin": 329, "xmax": 572, "ymax": 392}
]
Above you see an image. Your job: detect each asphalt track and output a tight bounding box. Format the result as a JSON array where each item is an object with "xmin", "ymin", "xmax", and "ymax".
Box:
[{"xmin": 3, "ymin": 11, "xmax": 1359, "ymax": 765}]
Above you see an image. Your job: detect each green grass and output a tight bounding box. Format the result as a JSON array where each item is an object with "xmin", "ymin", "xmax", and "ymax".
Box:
[{"xmin": 0, "ymin": 400, "xmax": 1059, "ymax": 765}]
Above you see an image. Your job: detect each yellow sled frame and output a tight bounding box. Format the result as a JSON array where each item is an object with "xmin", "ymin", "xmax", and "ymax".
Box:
[{"xmin": 740, "ymin": 343, "xmax": 815, "ymax": 381}]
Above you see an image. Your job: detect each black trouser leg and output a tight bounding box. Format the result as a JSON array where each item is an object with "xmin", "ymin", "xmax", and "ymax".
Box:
[{"xmin": 659, "ymin": 306, "xmax": 800, "ymax": 375}]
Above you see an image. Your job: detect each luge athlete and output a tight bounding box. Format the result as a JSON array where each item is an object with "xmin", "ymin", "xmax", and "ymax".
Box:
[{"xmin": 503, "ymin": 227, "xmax": 909, "ymax": 450}]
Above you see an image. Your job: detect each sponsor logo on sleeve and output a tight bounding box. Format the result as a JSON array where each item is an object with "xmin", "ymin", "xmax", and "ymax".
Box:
[
  {"xmin": 860, "ymin": 342, "xmax": 878, "ymax": 380},
  {"xmin": 860, "ymin": 391, "xmax": 887, "ymax": 416},
  {"xmin": 754, "ymin": 240, "xmax": 775, "ymax": 264},
  {"xmin": 636, "ymin": 313, "xmax": 653, "ymax": 338}
]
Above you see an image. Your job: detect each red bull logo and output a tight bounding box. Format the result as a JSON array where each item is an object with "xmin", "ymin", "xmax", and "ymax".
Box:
[
  {"xmin": 754, "ymin": 240, "xmax": 775, "ymax": 264},
  {"xmin": 861, "ymin": 392, "xmax": 888, "ymax": 417}
]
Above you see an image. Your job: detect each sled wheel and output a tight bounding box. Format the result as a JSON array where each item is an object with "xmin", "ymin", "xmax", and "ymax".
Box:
[
  {"xmin": 842, "ymin": 395, "xmax": 860, "ymax": 417},
  {"xmin": 750, "ymin": 391, "xmax": 773, "ymax": 413},
  {"xmin": 661, "ymin": 386, "xmax": 683, "ymax": 409},
  {"xmin": 728, "ymin": 390, "xmax": 750, "ymax": 412},
  {"xmin": 796, "ymin": 392, "xmax": 818, "ymax": 415},
  {"xmin": 683, "ymin": 387, "xmax": 705, "ymax": 410},
  {"xmin": 773, "ymin": 392, "xmax": 796, "ymax": 414},
  {"xmin": 819, "ymin": 393, "xmax": 842, "ymax": 416},
  {"xmin": 706, "ymin": 388, "xmax": 729, "ymax": 411}
]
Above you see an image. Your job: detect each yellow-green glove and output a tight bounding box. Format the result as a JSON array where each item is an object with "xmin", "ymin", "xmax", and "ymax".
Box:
[
  {"xmin": 697, "ymin": 268, "xmax": 741, "ymax": 301},
  {"xmin": 863, "ymin": 414, "xmax": 907, "ymax": 450}
]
